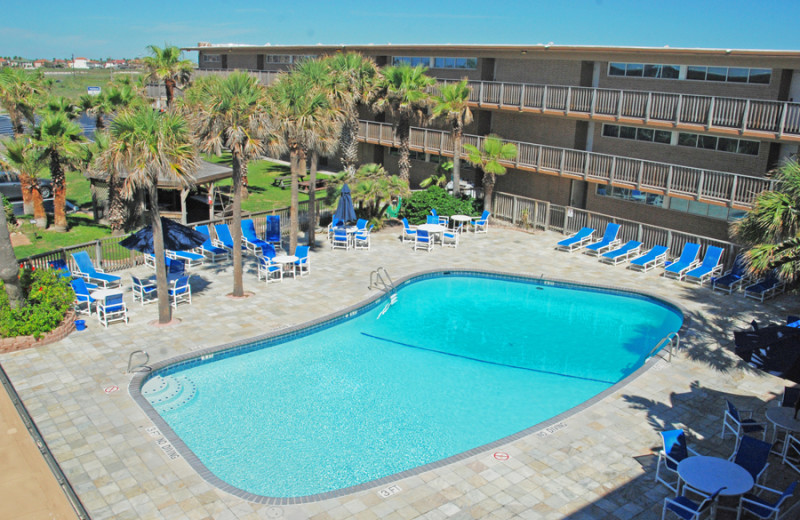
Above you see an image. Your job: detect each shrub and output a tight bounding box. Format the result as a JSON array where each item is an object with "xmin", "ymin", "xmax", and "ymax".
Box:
[
  {"xmin": 2, "ymin": 195, "xmax": 15, "ymax": 226},
  {"xmin": 400, "ymin": 186, "xmax": 482, "ymax": 225},
  {"xmin": 0, "ymin": 267, "xmax": 74, "ymax": 339}
]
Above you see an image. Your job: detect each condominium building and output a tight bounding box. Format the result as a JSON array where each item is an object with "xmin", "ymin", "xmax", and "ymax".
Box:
[{"xmin": 184, "ymin": 43, "xmax": 800, "ymax": 239}]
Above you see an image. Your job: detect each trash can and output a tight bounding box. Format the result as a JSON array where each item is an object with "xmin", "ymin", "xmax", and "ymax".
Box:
[{"xmin": 75, "ymin": 319, "xmax": 86, "ymax": 331}]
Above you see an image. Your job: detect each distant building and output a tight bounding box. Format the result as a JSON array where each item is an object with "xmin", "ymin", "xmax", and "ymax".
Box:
[
  {"xmin": 32, "ymin": 59, "xmax": 46, "ymax": 69},
  {"xmin": 71, "ymin": 57, "xmax": 89, "ymax": 69}
]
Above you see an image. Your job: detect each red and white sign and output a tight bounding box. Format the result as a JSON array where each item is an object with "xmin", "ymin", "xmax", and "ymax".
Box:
[
  {"xmin": 104, "ymin": 385, "xmax": 119, "ymax": 394},
  {"xmin": 493, "ymin": 452, "xmax": 510, "ymax": 461}
]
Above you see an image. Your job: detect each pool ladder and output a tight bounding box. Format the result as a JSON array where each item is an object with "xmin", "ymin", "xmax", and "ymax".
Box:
[
  {"xmin": 127, "ymin": 350, "xmax": 152, "ymax": 374},
  {"xmin": 646, "ymin": 332, "xmax": 680, "ymax": 362},
  {"xmin": 369, "ymin": 267, "xmax": 395, "ymax": 294}
]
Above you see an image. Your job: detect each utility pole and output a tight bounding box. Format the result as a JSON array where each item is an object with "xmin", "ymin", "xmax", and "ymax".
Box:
[{"xmin": 71, "ymin": 53, "xmax": 74, "ymax": 75}]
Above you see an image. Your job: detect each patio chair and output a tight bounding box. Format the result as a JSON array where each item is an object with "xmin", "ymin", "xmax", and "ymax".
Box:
[
  {"xmin": 214, "ymin": 223, "xmax": 248, "ymax": 255},
  {"xmin": 744, "ymin": 273, "xmax": 786, "ymax": 302},
  {"xmin": 167, "ymin": 249, "xmax": 205, "ymax": 268},
  {"xmin": 401, "ymin": 218, "xmax": 417, "ymax": 243},
  {"xmin": 143, "ymin": 252, "xmax": 157, "ymax": 269},
  {"xmin": 70, "ymin": 278, "xmax": 96, "ymax": 315},
  {"xmin": 195, "ymin": 225, "xmax": 230, "ymax": 263},
  {"xmin": 414, "ymin": 229, "xmax": 433, "ymax": 252},
  {"xmin": 426, "ymin": 215, "xmax": 438, "ymax": 225},
  {"xmin": 684, "ymin": 246, "xmax": 724, "ymax": 285},
  {"xmin": 354, "ymin": 224, "xmax": 373, "ymax": 250},
  {"xmin": 783, "ymin": 433, "xmax": 800, "ymax": 475},
  {"xmin": 628, "ymin": 245, "xmax": 669, "ymax": 272},
  {"xmin": 167, "ymin": 275, "xmax": 192, "ymax": 308},
  {"xmin": 331, "ymin": 227, "xmax": 350, "ymax": 250},
  {"xmin": 583, "ymin": 223, "xmax": 621, "ymax": 256},
  {"xmin": 662, "ymin": 486, "xmax": 725, "ymax": 520},
  {"xmin": 663, "ymin": 243, "xmax": 701, "ymax": 280},
  {"xmin": 472, "ymin": 210, "xmax": 490, "ymax": 234},
  {"xmin": 294, "ymin": 246, "xmax": 310, "ymax": 276},
  {"xmin": 555, "ymin": 227, "xmax": 595, "ymax": 252},
  {"xmin": 728, "ymin": 435, "xmax": 771, "ymax": 485},
  {"xmin": 265, "ymin": 215, "xmax": 281, "ymax": 247},
  {"xmin": 442, "ymin": 224, "xmax": 463, "ymax": 248},
  {"xmin": 97, "ymin": 292, "xmax": 128, "ymax": 328},
  {"xmin": 431, "ymin": 208, "xmax": 449, "ymax": 227},
  {"xmin": 737, "ymin": 481, "xmax": 797, "ymax": 520},
  {"xmin": 781, "ymin": 386, "xmax": 800, "ymax": 407},
  {"xmin": 70, "ymin": 251, "xmax": 122, "ymax": 288},
  {"xmin": 257, "ymin": 256, "xmax": 283, "ymax": 283},
  {"xmin": 599, "ymin": 240, "xmax": 642, "ymax": 266},
  {"xmin": 131, "ymin": 275, "xmax": 157, "ymax": 306},
  {"xmin": 327, "ymin": 219, "xmax": 344, "ymax": 242},
  {"xmin": 356, "ymin": 218, "xmax": 368, "ymax": 231},
  {"xmin": 655, "ymin": 429, "xmax": 700, "ymax": 493},
  {"xmin": 241, "ymin": 219, "xmax": 272, "ymax": 255},
  {"xmin": 722, "ymin": 400, "xmax": 766, "ymax": 443},
  {"xmin": 711, "ymin": 254, "xmax": 748, "ymax": 295}
]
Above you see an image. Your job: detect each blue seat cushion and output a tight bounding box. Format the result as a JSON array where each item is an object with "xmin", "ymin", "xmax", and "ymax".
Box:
[{"xmin": 666, "ymin": 496, "xmax": 700, "ymax": 520}]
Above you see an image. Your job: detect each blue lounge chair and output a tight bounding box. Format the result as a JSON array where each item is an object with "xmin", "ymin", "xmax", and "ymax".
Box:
[
  {"xmin": 744, "ymin": 272, "xmax": 786, "ymax": 302},
  {"xmin": 415, "ymin": 229, "xmax": 433, "ymax": 251},
  {"xmin": 70, "ymin": 251, "xmax": 122, "ymax": 288},
  {"xmin": 401, "ymin": 218, "xmax": 417, "ymax": 243},
  {"xmin": 599, "ymin": 240, "xmax": 642, "ymax": 266},
  {"xmin": 555, "ymin": 227, "xmax": 594, "ymax": 252},
  {"xmin": 629, "ymin": 245, "xmax": 669, "ymax": 272},
  {"xmin": 265, "ymin": 215, "xmax": 281, "ymax": 247},
  {"xmin": 167, "ymin": 275, "xmax": 192, "ymax": 308},
  {"xmin": 241, "ymin": 219, "xmax": 272, "ymax": 255},
  {"xmin": 214, "ymin": 223, "xmax": 248, "ymax": 254},
  {"xmin": 70, "ymin": 278, "xmax": 96, "ymax": 315},
  {"xmin": 711, "ymin": 254, "xmax": 748, "ymax": 295},
  {"xmin": 472, "ymin": 210, "xmax": 490, "ymax": 234},
  {"xmin": 655, "ymin": 429, "xmax": 700, "ymax": 493},
  {"xmin": 294, "ymin": 245, "xmax": 310, "ymax": 276},
  {"xmin": 663, "ymin": 243, "xmax": 701, "ymax": 280},
  {"xmin": 195, "ymin": 225, "xmax": 230, "ymax": 263},
  {"xmin": 584, "ymin": 223, "xmax": 621, "ymax": 256},
  {"xmin": 167, "ymin": 249, "xmax": 205, "ymax": 268},
  {"xmin": 684, "ymin": 246, "xmax": 724, "ymax": 285}
]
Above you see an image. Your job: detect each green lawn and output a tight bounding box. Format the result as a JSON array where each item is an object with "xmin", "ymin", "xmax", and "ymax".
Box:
[{"xmin": 41, "ymin": 68, "xmax": 141, "ymax": 99}]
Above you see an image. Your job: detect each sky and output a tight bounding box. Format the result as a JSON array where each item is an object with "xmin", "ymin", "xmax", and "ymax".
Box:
[{"xmin": 2, "ymin": 0, "xmax": 798, "ymax": 61}]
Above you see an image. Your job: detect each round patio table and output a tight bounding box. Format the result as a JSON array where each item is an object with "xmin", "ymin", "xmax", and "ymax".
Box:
[
  {"xmin": 417, "ymin": 223, "xmax": 447, "ymax": 244},
  {"xmin": 272, "ymin": 255, "xmax": 299, "ymax": 277},
  {"xmin": 450, "ymin": 214, "xmax": 474, "ymax": 230},
  {"xmin": 767, "ymin": 406, "xmax": 800, "ymax": 456},
  {"xmin": 677, "ymin": 456, "xmax": 753, "ymax": 497}
]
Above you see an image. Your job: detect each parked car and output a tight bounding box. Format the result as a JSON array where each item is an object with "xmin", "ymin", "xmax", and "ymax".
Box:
[{"xmin": 0, "ymin": 171, "xmax": 53, "ymax": 200}]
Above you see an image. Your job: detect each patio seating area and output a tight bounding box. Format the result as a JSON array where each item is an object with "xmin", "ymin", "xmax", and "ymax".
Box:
[{"xmin": 2, "ymin": 226, "xmax": 799, "ymax": 520}]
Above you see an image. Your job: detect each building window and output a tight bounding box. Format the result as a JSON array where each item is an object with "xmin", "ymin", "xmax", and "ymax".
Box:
[
  {"xmin": 595, "ymin": 185, "xmax": 745, "ymax": 221},
  {"xmin": 393, "ymin": 56, "xmax": 477, "ymax": 70},
  {"xmin": 602, "ymin": 124, "xmax": 671, "ymax": 144},
  {"xmin": 202, "ymin": 54, "xmax": 221, "ymax": 63},
  {"xmin": 265, "ymin": 55, "xmax": 293, "ymax": 64},
  {"xmin": 610, "ymin": 62, "xmax": 771, "ymax": 85},
  {"xmin": 602, "ymin": 124, "xmax": 759, "ymax": 156}
]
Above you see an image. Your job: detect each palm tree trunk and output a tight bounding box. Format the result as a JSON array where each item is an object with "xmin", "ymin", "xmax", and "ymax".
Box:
[
  {"xmin": 50, "ymin": 154, "xmax": 67, "ymax": 232},
  {"xmin": 32, "ymin": 188, "xmax": 46, "ymax": 229},
  {"xmin": 0, "ymin": 207, "xmax": 24, "ymax": 309},
  {"xmin": 308, "ymin": 151, "xmax": 318, "ymax": 249},
  {"xmin": 483, "ymin": 171, "xmax": 495, "ymax": 213},
  {"xmin": 10, "ymin": 111, "xmax": 25, "ymax": 138},
  {"xmin": 397, "ymin": 116, "xmax": 411, "ymax": 181},
  {"xmin": 164, "ymin": 78, "xmax": 176, "ymax": 108},
  {"xmin": 95, "ymin": 114, "xmax": 104, "ymax": 129},
  {"xmin": 18, "ymin": 173, "xmax": 34, "ymax": 215},
  {"xmin": 107, "ymin": 173, "xmax": 126, "ymax": 235},
  {"xmin": 150, "ymin": 184, "xmax": 171, "ymax": 324},
  {"xmin": 341, "ymin": 112, "xmax": 359, "ymax": 178},
  {"xmin": 231, "ymin": 154, "xmax": 244, "ymax": 297},
  {"xmin": 452, "ymin": 130, "xmax": 463, "ymax": 198},
  {"xmin": 289, "ymin": 147, "xmax": 302, "ymax": 254}
]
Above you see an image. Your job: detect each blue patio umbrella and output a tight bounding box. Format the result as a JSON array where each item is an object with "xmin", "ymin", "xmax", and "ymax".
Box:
[
  {"xmin": 119, "ymin": 217, "xmax": 207, "ymax": 254},
  {"xmin": 333, "ymin": 183, "xmax": 357, "ymax": 224}
]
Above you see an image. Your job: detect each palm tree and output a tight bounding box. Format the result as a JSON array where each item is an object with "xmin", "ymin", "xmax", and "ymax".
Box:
[
  {"xmin": 266, "ymin": 73, "xmax": 336, "ymax": 253},
  {"xmin": 0, "ymin": 203, "xmax": 23, "ymax": 308},
  {"xmin": 187, "ymin": 71, "xmax": 270, "ymax": 297},
  {"xmin": 731, "ymin": 159, "xmax": 800, "ymax": 282},
  {"xmin": 32, "ymin": 113, "xmax": 85, "ymax": 231},
  {"xmin": 106, "ymin": 106, "xmax": 198, "ymax": 324},
  {"xmin": 345, "ymin": 163, "xmax": 410, "ymax": 223},
  {"xmin": 79, "ymin": 91, "xmax": 113, "ymax": 129},
  {"xmin": 0, "ymin": 67, "xmax": 45, "ymax": 214},
  {"xmin": 143, "ymin": 44, "xmax": 193, "ymax": 108},
  {"xmin": 430, "ymin": 79, "xmax": 473, "ymax": 197},
  {"xmin": 324, "ymin": 53, "xmax": 380, "ymax": 177},
  {"xmin": 0, "ymin": 137, "xmax": 48, "ymax": 228},
  {"xmin": 464, "ymin": 135, "xmax": 518, "ymax": 213},
  {"xmin": 374, "ymin": 64, "xmax": 435, "ymax": 181},
  {"xmin": 41, "ymin": 95, "xmax": 80, "ymax": 120},
  {"xmin": 86, "ymin": 131, "xmax": 128, "ymax": 235}
]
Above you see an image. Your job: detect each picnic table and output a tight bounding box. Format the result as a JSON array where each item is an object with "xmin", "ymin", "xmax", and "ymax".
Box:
[
  {"xmin": 298, "ymin": 179, "xmax": 327, "ymax": 193},
  {"xmin": 272, "ymin": 174, "xmax": 306, "ymax": 189}
]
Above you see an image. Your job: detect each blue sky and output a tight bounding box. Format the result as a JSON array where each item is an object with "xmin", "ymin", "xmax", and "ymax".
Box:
[{"xmin": 2, "ymin": 0, "xmax": 798, "ymax": 60}]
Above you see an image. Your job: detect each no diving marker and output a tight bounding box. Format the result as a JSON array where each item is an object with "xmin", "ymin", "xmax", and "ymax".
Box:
[
  {"xmin": 103, "ymin": 385, "xmax": 119, "ymax": 394},
  {"xmin": 493, "ymin": 452, "xmax": 510, "ymax": 461}
]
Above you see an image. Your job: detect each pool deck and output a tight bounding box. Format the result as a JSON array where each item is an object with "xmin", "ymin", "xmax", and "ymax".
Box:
[{"xmin": 1, "ymin": 224, "xmax": 799, "ymax": 520}]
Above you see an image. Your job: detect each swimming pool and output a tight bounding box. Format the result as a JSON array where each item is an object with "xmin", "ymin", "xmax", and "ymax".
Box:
[{"xmin": 133, "ymin": 271, "xmax": 683, "ymax": 501}]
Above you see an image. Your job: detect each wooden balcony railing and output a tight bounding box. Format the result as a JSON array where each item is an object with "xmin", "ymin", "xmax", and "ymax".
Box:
[{"xmin": 358, "ymin": 119, "xmax": 776, "ymax": 210}]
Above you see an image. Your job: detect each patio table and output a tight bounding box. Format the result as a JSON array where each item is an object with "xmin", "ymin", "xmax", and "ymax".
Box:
[
  {"xmin": 418, "ymin": 223, "xmax": 447, "ymax": 244},
  {"xmin": 678, "ymin": 456, "xmax": 753, "ymax": 517},
  {"xmin": 767, "ymin": 406, "xmax": 800, "ymax": 456}
]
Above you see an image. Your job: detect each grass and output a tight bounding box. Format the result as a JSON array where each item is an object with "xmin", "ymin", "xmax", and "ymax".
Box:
[
  {"xmin": 12, "ymin": 214, "xmax": 113, "ymax": 259},
  {"xmin": 41, "ymin": 68, "xmax": 141, "ymax": 99}
]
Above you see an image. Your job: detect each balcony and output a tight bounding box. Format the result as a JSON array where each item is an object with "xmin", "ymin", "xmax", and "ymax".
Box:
[
  {"xmin": 436, "ymin": 78, "xmax": 800, "ymax": 143},
  {"xmin": 358, "ymin": 119, "xmax": 775, "ymax": 210}
]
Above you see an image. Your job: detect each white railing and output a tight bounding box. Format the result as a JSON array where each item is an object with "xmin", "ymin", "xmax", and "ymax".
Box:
[{"xmin": 358, "ymin": 119, "xmax": 775, "ymax": 209}]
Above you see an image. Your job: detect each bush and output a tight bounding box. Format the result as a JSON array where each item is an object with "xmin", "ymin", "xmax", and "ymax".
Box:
[
  {"xmin": 400, "ymin": 186, "xmax": 482, "ymax": 225},
  {"xmin": 2, "ymin": 195, "xmax": 15, "ymax": 226},
  {"xmin": 0, "ymin": 267, "xmax": 74, "ymax": 339}
]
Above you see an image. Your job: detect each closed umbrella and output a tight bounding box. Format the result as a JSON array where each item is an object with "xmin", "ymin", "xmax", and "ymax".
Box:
[
  {"xmin": 333, "ymin": 183, "xmax": 357, "ymax": 225},
  {"xmin": 120, "ymin": 217, "xmax": 207, "ymax": 254}
]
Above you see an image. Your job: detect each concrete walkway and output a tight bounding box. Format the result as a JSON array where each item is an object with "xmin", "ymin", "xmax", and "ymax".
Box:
[{"xmin": 1, "ymin": 224, "xmax": 798, "ymax": 519}]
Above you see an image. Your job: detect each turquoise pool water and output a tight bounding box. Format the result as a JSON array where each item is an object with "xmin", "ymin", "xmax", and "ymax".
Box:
[{"xmin": 141, "ymin": 273, "xmax": 682, "ymax": 498}]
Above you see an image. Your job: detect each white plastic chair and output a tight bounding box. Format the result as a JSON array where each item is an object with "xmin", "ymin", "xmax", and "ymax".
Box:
[
  {"xmin": 97, "ymin": 293, "xmax": 128, "ymax": 328},
  {"xmin": 721, "ymin": 400, "xmax": 766, "ymax": 444}
]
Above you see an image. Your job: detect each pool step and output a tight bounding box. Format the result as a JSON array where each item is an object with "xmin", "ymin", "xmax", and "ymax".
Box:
[{"xmin": 142, "ymin": 374, "xmax": 197, "ymax": 412}]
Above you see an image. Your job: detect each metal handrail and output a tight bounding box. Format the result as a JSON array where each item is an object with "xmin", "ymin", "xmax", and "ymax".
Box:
[
  {"xmin": 647, "ymin": 332, "xmax": 681, "ymax": 362},
  {"xmin": 127, "ymin": 350, "xmax": 151, "ymax": 374},
  {"xmin": 369, "ymin": 267, "xmax": 395, "ymax": 293}
]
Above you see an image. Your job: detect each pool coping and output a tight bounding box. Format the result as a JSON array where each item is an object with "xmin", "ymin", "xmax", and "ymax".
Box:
[{"xmin": 128, "ymin": 268, "xmax": 691, "ymax": 505}]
